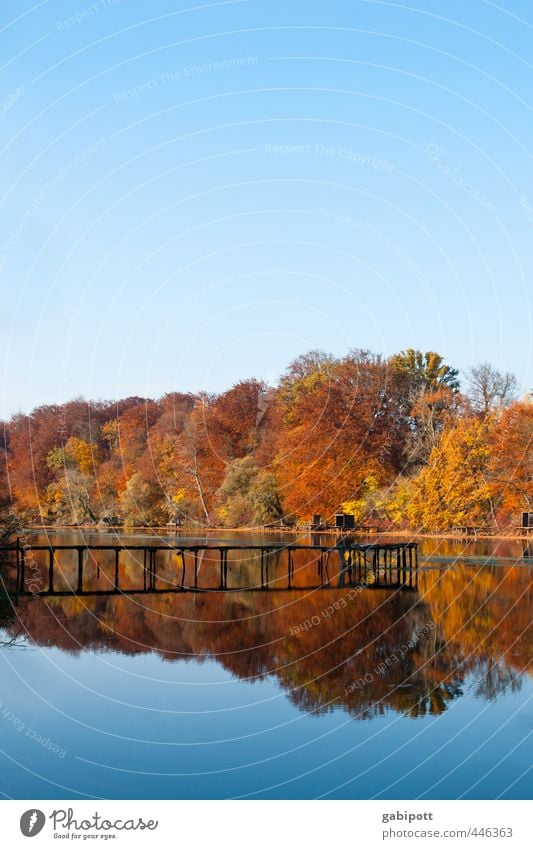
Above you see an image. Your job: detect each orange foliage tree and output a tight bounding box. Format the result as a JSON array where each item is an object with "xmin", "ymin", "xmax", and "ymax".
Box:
[
  {"xmin": 489, "ymin": 399, "xmax": 533, "ymax": 523},
  {"xmin": 273, "ymin": 350, "xmax": 406, "ymax": 521}
]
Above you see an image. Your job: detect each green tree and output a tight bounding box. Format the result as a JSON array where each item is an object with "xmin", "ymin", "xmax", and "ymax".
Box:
[
  {"xmin": 217, "ymin": 457, "xmax": 283, "ymax": 526},
  {"xmin": 389, "ymin": 350, "xmax": 461, "ymax": 468},
  {"xmin": 390, "ymin": 349, "xmax": 460, "ymax": 393},
  {"xmin": 119, "ymin": 472, "xmax": 163, "ymax": 525}
]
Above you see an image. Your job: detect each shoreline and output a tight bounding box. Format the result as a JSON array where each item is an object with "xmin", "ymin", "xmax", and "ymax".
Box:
[{"xmin": 19, "ymin": 524, "xmax": 533, "ymax": 543}]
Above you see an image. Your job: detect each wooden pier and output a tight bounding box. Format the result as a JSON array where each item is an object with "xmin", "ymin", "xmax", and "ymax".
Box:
[{"xmin": 1, "ymin": 540, "xmax": 418, "ymax": 596}]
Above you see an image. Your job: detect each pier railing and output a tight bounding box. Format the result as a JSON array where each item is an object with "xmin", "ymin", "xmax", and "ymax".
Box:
[{"xmin": 0, "ymin": 540, "xmax": 418, "ymax": 596}]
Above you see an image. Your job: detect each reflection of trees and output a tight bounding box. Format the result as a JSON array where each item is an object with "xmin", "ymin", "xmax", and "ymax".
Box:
[
  {"xmin": 0, "ymin": 504, "xmax": 21, "ymax": 622},
  {"xmin": 0, "ymin": 586, "xmax": 15, "ymax": 631},
  {"xmin": 0, "ymin": 626, "xmax": 27, "ymax": 649},
  {"xmin": 0, "ymin": 516, "xmax": 19, "ymax": 548},
  {"xmin": 421, "ymin": 565, "xmax": 532, "ymax": 675},
  {"xmin": 406, "ymin": 681, "xmax": 464, "ymax": 718},
  {"xmin": 473, "ymin": 658, "xmax": 522, "ymax": 702},
  {"xmin": 0, "ymin": 582, "xmax": 26, "ymax": 648},
  {"xmin": 5, "ymin": 563, "xmax": 530, "ymax": 719}
]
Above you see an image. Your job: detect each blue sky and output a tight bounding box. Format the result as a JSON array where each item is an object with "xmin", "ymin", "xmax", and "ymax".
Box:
[{"xmin": 1, "ymin": 0, "xmax": 532, "ymax": 415}]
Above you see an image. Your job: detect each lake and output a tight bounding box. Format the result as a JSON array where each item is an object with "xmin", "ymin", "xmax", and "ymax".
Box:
[{"xmin": 0, "ymin": 530, "xmax": 531, "ymax": 799}]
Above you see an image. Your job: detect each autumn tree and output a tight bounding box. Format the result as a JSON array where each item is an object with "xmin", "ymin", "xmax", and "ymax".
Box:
[
  {"xmin": 6, "ymin": 407, "xmax": 62, "ymax": 514},
  {"xmin": 0, "ymin": 436, "xmax": 19, "ymax": 546},
  {"xmin": 274, "ymin": 350, "xmax": 404, "ymax": 521},
  {"xmin": 209, "ymin": 379, "xmax": 266, "ymax": 459},
  {"xmin": 488, "ymin": 399, "xmax": 533, "ymax": 523},
  {"xmin": 399, "ymin": 417, "xmax": 492, "ymax": 531},
  {"xmin": 112, "ymin": 400, "xmax": 160, "ymax": 470},
  {"xmin": 404, "ymin": 387, "xmax": 463, "ymax": 467},
  {"xmin": 171, "ymin": 401, "xmax": 226, "ymax": 524},
  {"xmin": 119, "ymin": 472, "xmax": 165, "ymax": 525},
  {"xmin": 4, "ymin": 398, "xmax": 113, "ymax": 518},
  {"xmin": 94, "ymin": 399, "xmax": 164, "ymax": 519},
  {"xmin": 45, "ymin": 436, "xmax": 101, "ymax": 523}
]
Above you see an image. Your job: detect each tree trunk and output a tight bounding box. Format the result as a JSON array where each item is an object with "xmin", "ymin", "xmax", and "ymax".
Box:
[{"xmin": 193, "ymin": 468, "xmax": 210, "ymax": 524}]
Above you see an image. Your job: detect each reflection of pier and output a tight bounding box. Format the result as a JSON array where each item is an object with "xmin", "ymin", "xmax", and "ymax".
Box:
[{"xmin": 1, "ymin": 541, "xmax": 418, "ymax": 596}]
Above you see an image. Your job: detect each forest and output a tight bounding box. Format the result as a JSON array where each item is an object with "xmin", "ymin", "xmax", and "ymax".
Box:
[{"xmin": 0, "ymin": 348, "xmax": 531, "ymax": 533}]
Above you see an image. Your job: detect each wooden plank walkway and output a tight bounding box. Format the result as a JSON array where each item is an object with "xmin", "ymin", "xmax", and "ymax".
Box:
[{"xmin": 0, "ymin": 540, "xmax": 418, "ymax": 596}]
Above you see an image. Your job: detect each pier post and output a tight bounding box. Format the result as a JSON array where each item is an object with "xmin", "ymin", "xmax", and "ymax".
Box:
[
  {"xmin": 49, "ymin": 548, "xmax": 54, "ymax": 593},
  {"xmin": 181, "ymin": 550, "xmax": 186, "ymax": 588},
  {"xmin": 396, "ymin": 548, "xmax": 401, "ymax": 586},
  {"xmin": 151, "ymin": 549, "xmax": 157, "ymax": 591},
  {"xmin": 77, "ymin": 547, "xmax": 84, "ymax": 593},
  {"xmin": 20, "ymin": 546, "xmax": 25, "ymax": 593},
  {"xmin": 15, "ymin": 537, "xmax": 20, "ymax": 593}
]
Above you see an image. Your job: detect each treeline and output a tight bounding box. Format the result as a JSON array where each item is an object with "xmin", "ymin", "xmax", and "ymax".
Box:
[{"xmin": 0, "ymin": 349, "xmax": 531, "ymax": 531}]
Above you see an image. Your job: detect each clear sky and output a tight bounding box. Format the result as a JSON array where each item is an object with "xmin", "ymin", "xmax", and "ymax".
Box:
[{"xmin": 1, "ymin": 0, "xmax": 532, "ymax": 416}]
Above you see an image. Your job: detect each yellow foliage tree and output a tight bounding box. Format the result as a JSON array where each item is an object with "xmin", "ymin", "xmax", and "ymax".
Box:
[
  {"xmin": 400, "ymin": 417, "xmax": 492, "ymax": 531},
  {"xmin": 64, "ymin": 436, "xmax": 99, "ymax": 474},
  {"xmin": 341, "ymin": 473, "xmax": 382, "ymax": 524},
  {"xmin": 379, "ymin": 477, "xmax": 414, "ymax": 526}
]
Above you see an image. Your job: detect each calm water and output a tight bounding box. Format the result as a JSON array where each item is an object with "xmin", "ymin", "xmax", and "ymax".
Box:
[{"xmin": 0, "ymin": 531, "xmax": 531, "ymax": 799}]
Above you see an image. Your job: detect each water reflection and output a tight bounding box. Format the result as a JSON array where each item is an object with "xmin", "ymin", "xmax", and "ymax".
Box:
[{"xmin": 2, "ymin": 558, "xmax": 530, "ymax": 721}]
